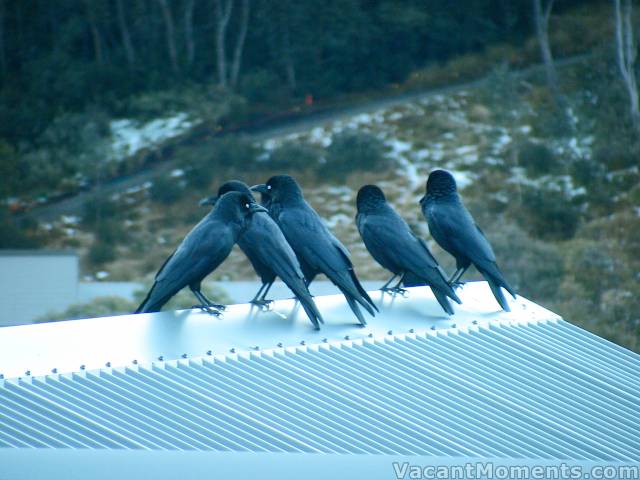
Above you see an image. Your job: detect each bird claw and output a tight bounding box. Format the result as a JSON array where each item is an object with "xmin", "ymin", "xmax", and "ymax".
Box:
[
  {"xmin": 209, "ymin": 303, "xmax": 227, "ymax": 311},
  {"xmin": 382, "ymin": 286, "xmax": 408, "ymax": 298},
  {"xmin": 449, "ymin": 281, "xmax": 465, "ymax": 290},
  {"xmin": 192, "ymin": 304, "xmax": 223, "ymax": 316},
  {"xmin": 251, "ymin": 299, "xmax": 273, "ymax": 311}
]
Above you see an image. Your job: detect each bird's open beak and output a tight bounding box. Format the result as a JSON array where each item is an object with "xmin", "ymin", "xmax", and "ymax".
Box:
[
  {"xmin": 249, "ymin": 203, "xmax": 268, "ymax": 214},
  {"xmin": 250, "ymin": 184, "xmax": 269, "ymax": 194},
  {"xmin": 199, "ymin": 195, "xmax": 218, "ymax": 207}
]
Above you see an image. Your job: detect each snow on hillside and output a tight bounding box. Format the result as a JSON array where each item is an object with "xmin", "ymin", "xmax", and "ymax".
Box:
[{"xmin": 109, "ymin": 113, "xmax": 193, "ymax": 161}]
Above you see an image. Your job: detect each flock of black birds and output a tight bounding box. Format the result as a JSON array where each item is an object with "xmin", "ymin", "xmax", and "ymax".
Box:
[{"xmin": 135, "ymin": 170, "xmax": 516, "ymax": 329}]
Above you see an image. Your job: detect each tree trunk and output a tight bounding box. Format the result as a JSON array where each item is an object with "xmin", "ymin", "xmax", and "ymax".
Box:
[
  {"xmin": 281, "ymin": 4, "xmax": 296, "ymax": 92},
  {"xmin": 229, "ymin": 0, "xmax": 250, "ymax": 88},
  {"xmin": 116, "ymin": 0, "xmax": 136, "ymax": 70},
  {"xmin": 533, "ymin": 0, "xmax": 561, "ymax": 105},
  {"xmin": 0, "ymin": 0, "xmax": 6, "ymax": 75},
  {"xmin": 85, "ymin": 1, "xmax": 105, "ymax": 65},
  {"xmin": 215, "ymin": 0, "xmax": 233, "ymax": 88},
  {"xmin": 156, "ymin": 0, "xmax": 179, "ymax": 74},
  {"xmin": 614, "ymin": 0, "xmax": 640, "ymax": 130},
  {"xmin": 184, "ymin": 0, "xmax": 196, "ymax": 67}
]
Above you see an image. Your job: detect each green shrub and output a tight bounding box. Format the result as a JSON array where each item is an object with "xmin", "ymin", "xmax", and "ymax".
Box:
[
  {"xmin": 321, "ymin": 130, "xmax": 388, "ymax": 179},
  {"xmin": 88, "ymin": 241, "xmax": 116, "ymax": 265},
  {"xmin": 268, "ymin": 142, "xmax": 322, "ymax": 170},
  {"xmin": 517, "ymin": 141, "xmax": 559, "ymax": 176},
  {"xmin": 515, "ymin": 186, "xmax": 581, "ymax": 241},
  {"xmin": 150, "ymin": 175, "xmax": 184, "ymax": 204},
  {"xmin": 82, "ymin": 196, "xmax": 119, "ymax": 227},
  {"xmin": 36, "ymin": 296, "xmax": 139, "ymax": 322}
]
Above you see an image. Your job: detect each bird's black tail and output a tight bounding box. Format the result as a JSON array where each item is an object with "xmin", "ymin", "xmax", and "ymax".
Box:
[
  {"xmin": 340, "ymin": 289, "xmax": 368, "ymax": 326},
  {"xmin": 433, "ymin": 289, "xmax": 455, "ymax": 315},
  {"xmin": 287, "ymin": 281, "xmax": 324, "ymax": 329},
  {"xmin": 413, "ymin": 269, "xmax": 461, "ymax": 315},
  {"xmin": 478, "ymin": 263, "xmax": 516, "ymax": 312},
  {"xmin": 349, "ymin": 269, "xmax": 379, "ymax": 314},
  {"xmin": 134, "ymin": 282, "xmax": 170, "ymax": 314}
]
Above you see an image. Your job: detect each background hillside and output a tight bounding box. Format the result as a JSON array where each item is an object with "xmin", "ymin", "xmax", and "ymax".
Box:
[{"xmin": 1, "ymin": 0, "xmax": 639, "ymax": 351}]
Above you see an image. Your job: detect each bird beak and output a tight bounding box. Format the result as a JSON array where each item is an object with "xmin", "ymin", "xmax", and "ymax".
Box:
[
  {"xmin": 199, "ymin": 195, "xmax": 218, "ymax": 206},
  {"xmin": 419, "ymin": 195, "xmax": 426, "ymax": 204},
  {"xmin": 249, "ymin": 203, "xmax": 268, "ymax": 214},
  {"xmin": 250, "ymin": 184, "xmax": 269, "ymax": 194}
]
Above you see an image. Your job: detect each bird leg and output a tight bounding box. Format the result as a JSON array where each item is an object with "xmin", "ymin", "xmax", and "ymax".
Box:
[
  {"xmin": 389, "ymin": 275, "xmax": 408, "ymax": 297},
  {"xmin": 448, "ymin": 267, "xmax": 468, "ymax": 289},
  {"xmin": 380, "ymin": 274, "xmax": 398, "ymax": 293},
  {"xmin": 251, "ymin": 282, "xmax": 274, "ymax": 310},
  {"xmin": 192, "ymin": 288, "xmax": 226, "ymax": 312}
]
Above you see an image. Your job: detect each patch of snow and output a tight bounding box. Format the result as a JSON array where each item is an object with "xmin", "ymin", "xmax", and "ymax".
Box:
[
  {"xmin": 387, "ymin": 112, "xmax": 403, "ymax": 121},
  {"xmin": 519, "ymin": 125, "xmax": 532, "ymax": 134},
  {"xmin": 170, "ymin": 169, "xmax": 184, "ymax": 178},
  {"xmin": 95, "ymin": 271, "xmax": 110, "ymax": 280},
  {"xmin": 109, "ymin": 113, "xmax": 193, "ymax": 161},
  {"xmin": 61, "ymin": 215, "xmax": 80, "ymax": 225},
  {"xmin": 450, "ymin": 170, "xmax": 474, "ymax": 190},
  {"xmin": 386, "ymin": 139, "xmax": 412, "ymax": 157},
  {"xmin": 326, "ymin": 213, "xmax": 351, "ymax": 229},
  {"xmin": 64, "ymin": 228, "xmax": 76, "ymax": 237},
  {"xmin": 309, "ymin": 127, "xmax": 332, "ymax": 147}
]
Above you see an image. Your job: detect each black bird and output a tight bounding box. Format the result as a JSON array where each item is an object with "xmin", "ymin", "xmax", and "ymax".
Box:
[
  {"xmin": 252, "ymin": 175, "xmax": 377, "ymax": 326},
  {"xmin": 200, "ymin": 180, "xmax": 324, "ymax": 329},
  {"xmin": 420, "ymin": 169, "xmax": 516, "ymax": 311},
  {"xmin": 135, "ymin": 191, "xmax": 267, "ymax": 314},
  {"xmin": 356, "ymin": 185, "xmax": 462, "ymax": 315}
]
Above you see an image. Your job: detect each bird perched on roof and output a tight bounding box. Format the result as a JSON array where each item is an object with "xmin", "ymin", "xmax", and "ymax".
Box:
[
  {"xmin": 200, "ymin": 180, "xmax": 324, "ymax": 329},
  {"xmin": 252, "ymin": 175, "xmax": 377, "ymax": 326},
  {"xmin": 356, "ymin": 185, "xmax": 461, "ymax": 315},
  {"xmin": 135, "ymin": 191, "xmax": 267, "ymax": 314},
  {"xmin": 420, "ymin": 169, "xmax": 516, "ymax": 311}
]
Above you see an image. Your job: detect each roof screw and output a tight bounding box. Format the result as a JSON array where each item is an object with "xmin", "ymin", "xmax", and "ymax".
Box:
[
  {"xmin": 206, "ymin": 350, "xmax": 212, "ymax": 356},
  {"xmin": 51, "ymin": 368, "xmax": 58, "ymax": 374},
  {"xmin": 25, "ymin": 370, "xmax": 31, "ymax": 376},
  {"xmin": 132, "ymin": 359, "xmax": 138, "ymax": 365},
  {"xmin": 387, "ymin": 330, "xmax": 393, "ymax": 335},
  {"xmin": 254, "ymin": 346, "xmax": 260, "ymax": 351},
  {"xmin": 344, "ymin": 335, "xmax": 350, "ymax": 340},
  {"xmin": 181, "ymin": 353, "xmax": 187, "ymax": 359},
  {"xmin": 277, "ymin": 342, "xmax": 283, "ymax": 348},
  {"xmin": 105, "ymin": 361, "xmax": 111, "ymax": 367},
  {"xmin": 80, "ymin": 365, "xmax": 85, "ymax": 370},
  {"xmin": 322, "ymin": 338, "xmax": 328, "ymax": 343},
  {"xmin": 0, "ymin": 374, "xmax": 4, "ymax": 379},
  {"xmin": 368, "ymin": 333, "xmax": 373, "ymax": 338},
  {"xmin": 409, "ymin": 328, "xmax": 415, "ymax": 333},
  {"xmin": 472, "ymin": 320, "xmax": 478, "ymax": 325},
  {"xmin": 230, "ymin": 348, "xmax": 236, "ymax": 353},
  {"xmin": 451, "ymin": 324, "xmax": 457, "ymax": 328},
  {"xmin": 158, "ymin": 355, "xmax": 164, "ymax": 361},
  {"xmin": 430, "ymin": 326, "xmax": 436, "ymax": 330},
  {"xmin": 300, "ymin": 340, "xmax": 306, "ymax": 346}
]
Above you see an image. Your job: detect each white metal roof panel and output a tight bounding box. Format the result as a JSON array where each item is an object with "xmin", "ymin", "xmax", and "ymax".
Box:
[{"xmin": 0, "ymin": 283, "xmax": 638, "ymax": 463}]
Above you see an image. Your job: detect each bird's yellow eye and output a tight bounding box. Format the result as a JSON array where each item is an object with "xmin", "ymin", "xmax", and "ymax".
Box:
[
  {"xmin": 245, "ymin": 203, "xmax": 250, "ymax": 209},
  {"xmin": 267, "ymin": 185, "xmax": 272, "ymax": 190}
]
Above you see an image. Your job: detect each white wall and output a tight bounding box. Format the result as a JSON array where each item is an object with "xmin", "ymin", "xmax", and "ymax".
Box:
[{"xmin": 0, "ymin": 251, "xmax": 78, "ymax": 326}]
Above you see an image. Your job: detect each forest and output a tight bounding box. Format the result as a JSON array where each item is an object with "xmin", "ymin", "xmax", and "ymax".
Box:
[{"xmin": 1, "ymin": 0, "xmax": 639, "ymax": 351}]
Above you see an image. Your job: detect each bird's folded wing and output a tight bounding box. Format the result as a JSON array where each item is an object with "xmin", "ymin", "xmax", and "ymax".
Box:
[{"xmin": 429, "ymin": 202, "xmax": 496, "ymax": 264}]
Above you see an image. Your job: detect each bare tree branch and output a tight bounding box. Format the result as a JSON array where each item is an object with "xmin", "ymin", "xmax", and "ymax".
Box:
[
  {"xmin": 215, "ymin": 0, "xmax": 233, "ymax": 87},
  {"xmin": 614, "ymin": 0, "xmax": 640, "ymax": 130},
  {"xmin": 157, "ymin": 0, "xmax": 179, "ymax": 74},
  {"xmin": 184, "ymin": 0, "xmax": 196, "ymax": 67},
  {"xmin": 533, "ymin": 0, "xmax": 561, "ymax": 105},
  {"xmin": 230, "ymin": 0, "xmax": 250, "ymax": 88},
  {"xmin": 116, "ymin": 0, "xmax": 136, "ymax": 70}
]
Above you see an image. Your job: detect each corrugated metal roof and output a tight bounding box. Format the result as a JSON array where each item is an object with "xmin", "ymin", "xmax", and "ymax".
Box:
[{"xmin": 1, "ymin": 311, "xmax": 639, "ymax": 461}]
